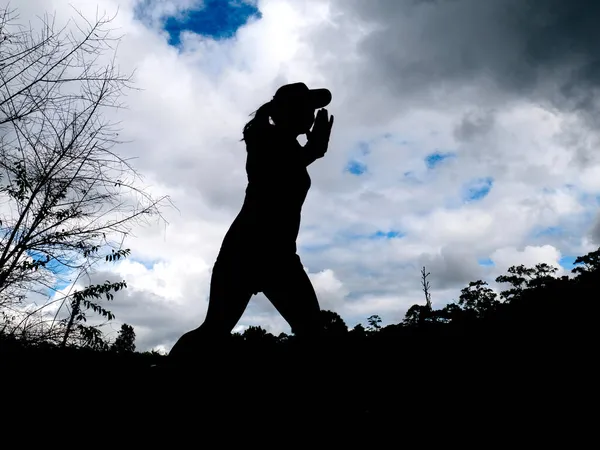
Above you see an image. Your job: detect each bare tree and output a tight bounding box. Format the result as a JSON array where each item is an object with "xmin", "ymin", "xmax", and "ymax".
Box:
[
  {"xmin": 420, "ymin": 266, "xmax": 432, "ymax": 311},
  {"xmin": 404, "ymin": 266, "xmax": 434, "ymax": 325},
  {"xmin": 0, "ymin": 5, "xmax": 169, "ymax": 342}
]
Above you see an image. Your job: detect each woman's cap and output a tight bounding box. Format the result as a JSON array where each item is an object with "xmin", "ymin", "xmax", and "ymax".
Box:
[{"xmin": 272, "ymin": 82, "xmax": 332, "ymax": 109}]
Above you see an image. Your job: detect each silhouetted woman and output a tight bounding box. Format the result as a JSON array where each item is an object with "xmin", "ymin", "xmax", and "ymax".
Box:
[{"xmin": 169, "ymin": 82, "xmax": 334, "ymax": 361}]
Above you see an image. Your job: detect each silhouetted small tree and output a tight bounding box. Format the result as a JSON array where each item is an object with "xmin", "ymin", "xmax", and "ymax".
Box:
[
  {"xmin": 78, "ymin": 325, "xmax": 109, "ymax": 351},
  {"xmin": 111, "ymin": 323, "xmax": 136, "ymax": 354},
  {"xmin": 350, "ymin": 323, "xmax": 366, "ymax": 337},
  {"xmin": 439, "ymin": 302, "xmax": 463, "ymax": 323},
  {"xmin": 321, "ymin": 310, "xmax": 348, "ymax": 335},
  {"xmin": 277, "ymin": 332, "xmax": 290, "ymax": 344},
  {"xmin": 242, "ymin": 325, "xmax": 276, "ymax": 344},
  {"xmin": 572, "ymin": 247, "xmax": 600, "ymax": 278},
  {"xmin": 458, "ymin": 280, "xmax": 499, "ymax": 318},
  {"xmin": 496, "ymin": 263, "xmax": 558, "ymax": 301},
  {"xmin": 366, "ymin": 314, "xmax": 382, "ymax": 332},
  {"xmin": 404, "ymin": 304, "xmax": 430, "ymax": 326}
]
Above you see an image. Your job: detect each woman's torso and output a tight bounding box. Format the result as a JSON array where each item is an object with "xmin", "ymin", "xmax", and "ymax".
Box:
[{"xmin": 219, "ymin": 125, "xmax": 311, "ymax": 257}]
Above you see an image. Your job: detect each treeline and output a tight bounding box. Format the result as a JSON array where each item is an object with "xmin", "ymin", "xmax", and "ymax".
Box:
[
  {"xmin": 228, "ymin": 246, "xmax": 600, "ymax": 348},
  {"xmin": 3, "ymin": 246, "xmax": 598, "ymax": 360}
]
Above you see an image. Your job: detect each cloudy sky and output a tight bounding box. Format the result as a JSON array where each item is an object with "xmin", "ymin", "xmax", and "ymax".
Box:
[{"xmin": 15, "ymin": 0, "xmax": 600, "ymax": 352}]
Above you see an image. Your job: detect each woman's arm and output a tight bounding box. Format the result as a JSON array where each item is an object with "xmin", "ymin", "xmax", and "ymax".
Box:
[
  {"xmin": 303, "ymin": 109, "xmax": 334, "ymax": 167},
  {"xmin": 302, "ymin": 140, "xmax": 324, "ymax": 167}
]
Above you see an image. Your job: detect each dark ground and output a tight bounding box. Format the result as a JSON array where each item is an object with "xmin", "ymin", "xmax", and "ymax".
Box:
[{"xmin": 2, "ymin": 269, "xmax": 596, "ymax": 441}]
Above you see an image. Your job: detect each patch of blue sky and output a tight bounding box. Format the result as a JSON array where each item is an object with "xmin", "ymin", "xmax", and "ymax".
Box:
[
  {"xmin": 347, "ymin": 134, "xmax": 408, "ymax": 175},
  {"xmin": 425, "ymin": 151, "xmax": 456, "ymax": 169},
  {"xmin": 346, "ymin": 160, "xmax": 367, "ymax": 175},
  {"xmin": 130, "ymin": 257, "xmax": 159, "ymax": 270},
  {"xmin": 345, "ymin": 136, "xmax": 396, "ymax": 174},
  {"xmin": 26, "ymin": 250, "xmax": 69, "ymax": 276},
  {"xmin": 559, "ymin": 256, "xmax": 577, "ymax": 270},
  {"xmin": 51, "ymin": 278, "xmax": 72, "ymax": 293},
  {"xmin": 478, "ymin": 258, "xmax": 495, "ymax": 267},
  {"xmin": 160, "ymin": 0, "xmax": 262, "ymax": 46},
  {"xmin": 300, "ymin": 229, "xmax": 405, "ymax": 253},
  {"xmin": 370, "ymin": 230, "xmax": 404, "ymax": 239},
  {"xmin": 578, "ymin": 191, "xmax": 600, "ymax": 206},
  {"xmin": 534, "ymin": 226, "xmax": 564, "ymax": 238},
  {"xmin": 26, "ymin": 250, "xmax": 72, "ymax": 296},
  {"xmin": 462, "ymin": 177, "xmax": 493, "ymax": 202},
  {"xmin": 343, "ymin": 230, "xmax": 405, "ymax": 241}
]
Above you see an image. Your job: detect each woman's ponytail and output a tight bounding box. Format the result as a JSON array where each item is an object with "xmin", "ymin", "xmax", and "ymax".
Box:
[{"xmin": 241, "ymin": 101, "xmax": 273, "ymax": 142}]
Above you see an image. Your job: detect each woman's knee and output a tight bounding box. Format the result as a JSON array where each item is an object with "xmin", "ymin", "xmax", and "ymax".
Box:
[{"xmin": 197, "ymin": 316, "xmax": 236, "ymax": 338}]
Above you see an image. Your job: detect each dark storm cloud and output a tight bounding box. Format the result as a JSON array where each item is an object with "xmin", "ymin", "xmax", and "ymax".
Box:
[
  {"xmin": 418, "ymin": 245, "xmax": 484, "ymax": 289},
  {"xmin": 336, "ymin": 0, "xmax": 600, "ymax": 121}
]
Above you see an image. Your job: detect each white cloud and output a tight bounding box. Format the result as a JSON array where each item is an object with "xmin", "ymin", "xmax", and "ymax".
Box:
[{"xmin": 490, "ymin": 245, "xmax": 564, "ymax": 274}]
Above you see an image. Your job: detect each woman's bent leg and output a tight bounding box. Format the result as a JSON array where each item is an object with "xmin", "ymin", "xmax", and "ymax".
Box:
[{"xmin": 261, "ymin": 254, "xmax": 322, "ymax": 339}]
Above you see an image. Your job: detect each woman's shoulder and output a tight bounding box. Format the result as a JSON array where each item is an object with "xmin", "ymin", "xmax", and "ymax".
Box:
[{"xmin": 244, "ymin": 124, "xmax": 279, "ymax": 147}]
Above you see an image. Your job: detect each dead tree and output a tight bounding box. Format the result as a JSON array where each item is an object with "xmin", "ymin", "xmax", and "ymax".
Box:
[{"xmin": 421, "ymin": 266, "xmax": 432, "ymax": 311}]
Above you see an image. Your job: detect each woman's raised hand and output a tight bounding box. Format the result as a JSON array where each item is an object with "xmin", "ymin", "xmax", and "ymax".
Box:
[{"xmin": 306, "ymin": 108, "xmax": 334, "ymax": 159}]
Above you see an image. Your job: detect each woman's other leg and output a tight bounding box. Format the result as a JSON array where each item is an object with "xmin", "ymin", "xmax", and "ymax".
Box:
[
  {"xmin": 168, "ymin": 257, "xmax": 254, "ymax": 360},
  {"xmin": 261, "ymin": 254, "xmax": 322, "ymax": 338}
]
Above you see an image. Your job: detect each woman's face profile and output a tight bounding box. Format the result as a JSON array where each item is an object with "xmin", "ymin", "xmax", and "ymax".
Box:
[
  {"xmin": 273, "ymin": 101, "xmax": 316, "ymax": 136},
  {"xmin": 297, "ymin": 105, "xmax": 316, "ymax": 134}
]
